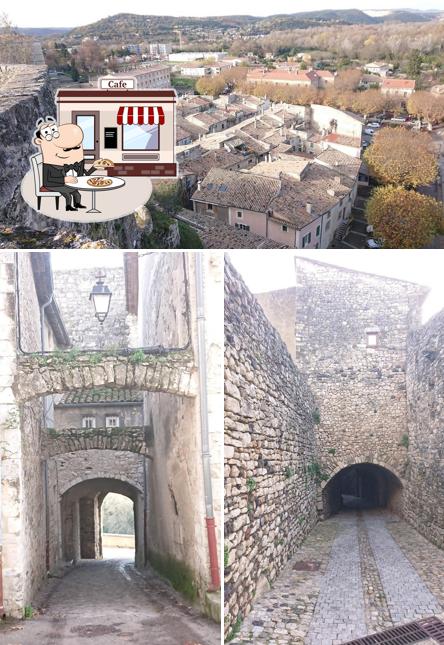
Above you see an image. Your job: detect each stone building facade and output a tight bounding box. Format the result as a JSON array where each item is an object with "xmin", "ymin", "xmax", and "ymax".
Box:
[
  {"xmin": 225, "ymin": 256, "xmax": 444, "ymax": 634},
  {"xmin": 224, "ymin": 260, "xmax": 318, "ymax": 636}
]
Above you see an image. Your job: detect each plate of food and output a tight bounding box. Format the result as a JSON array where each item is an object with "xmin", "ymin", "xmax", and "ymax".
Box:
[
  {"xmin": 94, "ymin": 158, "xmax": 115, "ymax": 168},
  {"xmin": 87, "ymin": 177, "xmax": 113, "ymax": 188}
]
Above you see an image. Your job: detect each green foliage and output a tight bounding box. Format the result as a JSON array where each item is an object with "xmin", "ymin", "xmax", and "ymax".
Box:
[
  {"xmin": 284, "ymin": 466, "xmax": 294, "ymax": 479},
  {"xmin": 327, "ymin": 448, "xmax": 336, "ymax": 456},
  {"xmin": 128, "ymin": 349, "xmax": 146, "ymax": 364},
  {"xmin": 102, "ymin": 493, "xmax": 134, "ymax": 535},
  {"xmin": 24, "ymin": 605, "xmax": 34, "ymax": 619},
  {"xmin": 312, "ymin": 409, "xmax": 321, "ymax": 424},
  {"xmin": 246, "ymin": 477, "xmax": 256, "ymax": 493},
  {"xmin": 226, "ymin": 614, "xmax": 243, "ymax": 642},
  {"xmin": 148, "ymin": 549, "xmax": 198, "ymax": 602},
  {"xmin": 298, "ymin": 515, "xmax": 306, "ymax": 526},
  {"xmin": 224, "ymin": 545, "xmax": 229, "ymax": 568},
  {"xmin": 306, "ymin": 461, "xmax": 328, "ymax": 484},
  {"xmin": 400, "ymin": 433, "xmax": 409, "ymax": 448},
  {"xmin": 151, "ymin": 182, "xmax": 183, "ymax": 215},
  {"xmin": 178, "ymin": 222, "xmax": 204, "ymax": 249}
]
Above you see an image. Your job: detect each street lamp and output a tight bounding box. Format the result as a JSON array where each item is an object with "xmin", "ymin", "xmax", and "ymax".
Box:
[{"xmin": 89, "ymin": 270, "xmax": 112, "ymax": 324}]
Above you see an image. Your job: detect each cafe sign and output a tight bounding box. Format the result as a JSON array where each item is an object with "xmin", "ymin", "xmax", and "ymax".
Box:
[{"xmin": 99, "ymin": 77, "xmax": 137, "ymax": 90}]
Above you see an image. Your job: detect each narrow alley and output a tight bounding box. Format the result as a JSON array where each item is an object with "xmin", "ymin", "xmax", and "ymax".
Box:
[
  {"xmin": 230, "ymin": 511, "xmax": 444, "ymax": 644},
  {"xmin": 0, "ymin": 556, "xmax": 220, "ymax": 645}
]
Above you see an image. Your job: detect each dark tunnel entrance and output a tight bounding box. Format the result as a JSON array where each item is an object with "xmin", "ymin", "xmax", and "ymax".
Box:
[{"xmin": 322, "ymin": 463, "xmax": 403, "ymax": 518}]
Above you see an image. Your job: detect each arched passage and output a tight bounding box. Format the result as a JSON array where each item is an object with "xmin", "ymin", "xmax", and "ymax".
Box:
[
  {"xmin": 322, "ymin": 463, "xmax": 403, "ymax": 518},
  {"xmin": 61, "ymin": 477, "xmax": 145, "ymax": 568}
]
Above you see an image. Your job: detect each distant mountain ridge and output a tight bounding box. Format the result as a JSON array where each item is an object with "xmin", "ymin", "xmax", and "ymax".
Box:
[{"xmin": 37, "ymin": 9, "xmax": 443, "ymax": 43}]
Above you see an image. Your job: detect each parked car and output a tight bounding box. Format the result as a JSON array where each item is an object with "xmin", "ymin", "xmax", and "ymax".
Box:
[
  {"xmin": 391, "ymin": 116, "xmax": 408, "ymax": 123},
  {"xmin": 362, "ymin": 141, "xmax": 370, "ymax": 148},
  {"xmin": 367, "ymin": 122, "xmax": 380, "ymax": 128},
  {"xmin": 364, "ymin": 128, "xmax": 375, "ymax": 135},
  {"xmin": 365, "ymin": 238, "xmax": 383, "ymax": 249}
]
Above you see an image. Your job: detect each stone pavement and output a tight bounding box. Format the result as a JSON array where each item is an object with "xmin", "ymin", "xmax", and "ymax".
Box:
[{"xmin": 230, "ymin": 510, "xmax": 444, "ymax": 644}]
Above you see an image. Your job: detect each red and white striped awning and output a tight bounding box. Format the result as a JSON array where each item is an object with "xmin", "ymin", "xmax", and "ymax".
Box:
[{"xmin": 117, "ymin": 106, "xmax": 165, "ymax": 126}]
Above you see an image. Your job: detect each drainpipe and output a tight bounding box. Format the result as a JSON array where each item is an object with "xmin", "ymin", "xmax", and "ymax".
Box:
[
  {"xmin": 40, "ymin": 292, "xmax": 53, "ymax": 571},
  {"xmin": 194, "ymin": 254, "xmax": 220, "ymax": 591}
]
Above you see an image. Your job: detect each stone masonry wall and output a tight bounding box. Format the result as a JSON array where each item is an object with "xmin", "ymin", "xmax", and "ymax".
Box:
[
  {"xmin": 404, "ymin": 309, "xmax": 444, "ymax": 548},
  {"xmin": 293, "ymin": 258, "xmax": 427, "ymax": 494},
  {"xmin": 52, "ymin": 267, "xmax": 130, "ymax": 350},
  {"xmin": 255, "ymin": 288, "xmax": 298, "ymax": 362},
  {"xmin": 224, "ymin": 260, "xmax": 318, "ymax": 636}
]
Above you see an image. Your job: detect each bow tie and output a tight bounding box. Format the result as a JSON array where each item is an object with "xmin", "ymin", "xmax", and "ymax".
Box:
[{"xmin": 64, "ymin": 162, "xmax": 81, "ymax": 173}]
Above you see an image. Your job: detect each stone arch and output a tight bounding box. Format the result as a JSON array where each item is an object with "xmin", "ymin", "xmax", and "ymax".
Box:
[
  {"xmin": 14, "ymin": 351, "xmax": 197, "ymax": 403},
  {"xmin": 59, "ymin": 470, "xmax": 144, "ymax": 497},
  {"xmin": 44, "ymin": 428, "xmax": 153, "ymax": 458},
  {"xmin": 321, "ymin": 460, "xmax": 403, "ymax": 519},
  {"xmin": 61, "ymin": 477, "xmax": 145, "ymax": 568}
]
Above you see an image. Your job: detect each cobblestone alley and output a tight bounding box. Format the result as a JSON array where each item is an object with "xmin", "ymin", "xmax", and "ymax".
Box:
[{"xmin": 231, "ymin": 511, "xmax": 444, "ymax": 645}]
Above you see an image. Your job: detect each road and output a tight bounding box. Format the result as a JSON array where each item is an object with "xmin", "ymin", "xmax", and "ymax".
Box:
[
  {"xmin": 230, "ymin": 510, "xmax": 444, "ymax": 644},
  {"xmin": 0, "ymin": 558, "xmax": 219, "ymax": 645}
]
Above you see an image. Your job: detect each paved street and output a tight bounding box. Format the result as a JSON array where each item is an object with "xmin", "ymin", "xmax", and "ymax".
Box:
[
  {"xmin": 0, "ymin": 558, "xmax": 219, "ymax": 645},
  {"xmin": 230, "ymin": 510, "xmax": 444, "ymax": 644}
]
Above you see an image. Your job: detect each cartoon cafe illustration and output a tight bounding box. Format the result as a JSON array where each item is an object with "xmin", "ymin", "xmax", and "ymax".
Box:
[{"xmin": 56, "ymin": 84, "xmax": 177, "ymax": 178}]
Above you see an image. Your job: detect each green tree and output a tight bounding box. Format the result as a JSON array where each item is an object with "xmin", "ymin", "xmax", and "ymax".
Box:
[
  {"xmin": 366, "ymin": 186, "xmax": 443, "ymax": 248},
  {"xmin": 407, "ymin": 50, "xmax": 423, "ymax": 79}
]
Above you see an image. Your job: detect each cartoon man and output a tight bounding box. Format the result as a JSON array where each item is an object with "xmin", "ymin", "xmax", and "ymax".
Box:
[{"xmin": 34, "ymin": 116, "xmax": 104, "ymax": 211}]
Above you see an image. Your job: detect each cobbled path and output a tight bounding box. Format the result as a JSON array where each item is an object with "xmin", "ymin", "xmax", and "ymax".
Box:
[{"xmin": 231, "ymin": 510, "xmax": 444, "ymax": 644}]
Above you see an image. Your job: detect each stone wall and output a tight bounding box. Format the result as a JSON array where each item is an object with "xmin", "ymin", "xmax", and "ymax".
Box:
[
  {"xmin": 292, "ymin": 258, "xmax": 427, "ymax": 498},
  {"xmin": 255, "ymin": 287, "xmax": 298, "ymax": 362},
  {"xmin": 52, "ymin": 267, "xmax": 131, "ymax": 350},
  {"xmin": 139, "ymin": 252, "xmax": 222, "ymax": 615},
  {"xmin": 404, "ymin": 309, "xmax": 444, "ymax": 548},
  {"xmin": 224, "ymin": 260, "xmax": 318, "ymax": 636}
]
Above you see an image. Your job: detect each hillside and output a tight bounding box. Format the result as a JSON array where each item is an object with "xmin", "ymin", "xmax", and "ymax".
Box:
[{"xmin": 62, "ymin": 9, "xmax": 442, "ymax": 43}]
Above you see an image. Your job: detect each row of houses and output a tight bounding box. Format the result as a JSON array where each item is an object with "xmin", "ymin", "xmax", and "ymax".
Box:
[{"xmin": 172, "ymin": 101, "xmax": 366, "ymax": 249}]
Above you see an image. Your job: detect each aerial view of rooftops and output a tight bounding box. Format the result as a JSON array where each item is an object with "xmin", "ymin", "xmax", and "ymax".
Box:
[{"xmin": 1, "ymin": 2, "xmax": 444, "ymax": 249}]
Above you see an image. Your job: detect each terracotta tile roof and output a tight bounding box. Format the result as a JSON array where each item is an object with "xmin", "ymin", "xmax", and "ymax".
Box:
[
  {"xmin": 382, "ymin": 78, "xmax": 416, "ymax": 89},
  {"xmin": 176, "ymin": 115, "xmax": 206, "ymax": 139},
  {"xmin": 315, "ymin": 147, "xmax": 362, "ymax": 178},
  {"xmin": 186, "ymin": 109, "xmax": 231, "ymax": 128},
  {"xmin": 180, "ymin": 149, "xmax": 243, "ymax": 177},
  {"xmin": 247, "ymin": 69, "xmax": 318, "ymax": 83},
  {"xmin": 176, "ymin": 126, "xmax": 192, "ymax": 143},
  {"xmin": 323, "ymin": 132, "xmax": 361, "ymax": 148},
  {"xmin": 224, "ymin": 130, "xmax": 270, "ymax": 155},
  {"xmin": 57, "ymin": 389, "xmax": 143, "ymax": 405},
  {"xmin": 315, "ymin": 70, "xmax": 334, "ymax": 78},
  {"xmin": 192, "ymin": 167, "xmax": 280, "ymax": 212},
  {"xmin": 249, "ymin": 155, "xmax": 310, "ymax": 179}
]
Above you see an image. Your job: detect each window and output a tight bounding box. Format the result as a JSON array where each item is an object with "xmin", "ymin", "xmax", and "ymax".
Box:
[
  {"xmin": 76, "ymin": 115, "xmax": 95, "ymax": 150},
  {"xmin": 207, "ymin": 203, "xmax": 213, "ymax": 211},
  {"xmin": 282, "ymin": 225, "xmax": 288, "ymax": 232},
  {"xmin": 237, "ymin": 211, "xmax": 243, "ymax": 219},
  {"xmin": 316, "ymin": 225, "xmax": 321, "ymax": 237},
  {"xmin": 325, "ymin": 220, "xmax": 331, "ymax": 231},
  {"xmin": 235, "ymin": 223, "xmax": 250, "ymax": 231},
  {"xmin": 82, "ymin": 416, "xmax": 96, "ymax": 429},
  {"xmin": 302, "ymin": 232, "xmax": 311, "ymax": 248},
  {"xmin": 105, "ymin": 416, "xmax": 120, "ymax": 428},
  {"xmin": 366, "ymin": 327, "xmax": 380, "ymax": 347},
  {"xmin": 122, "ymin": 123, "xmax": 159, "ymax": 150}
]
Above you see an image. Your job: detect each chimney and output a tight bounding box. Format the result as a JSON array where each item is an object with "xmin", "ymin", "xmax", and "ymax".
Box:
[
  {"xmin": 327, "ymin": 188, "xmax": 335, "ymax": 197},
  {"xmin": 334, "ymin": 176, "xmax": 341, "ymax": 184},
  {"xmin": 306, "ymin": 202, "xmax": 312, "ymax": 214},
  {"xmin": 197, "ymin": 180, "xmax": 202, "ymax": 191}
]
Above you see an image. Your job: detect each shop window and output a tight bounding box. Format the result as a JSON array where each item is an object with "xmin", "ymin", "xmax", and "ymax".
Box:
[{"xmin": 122, "ymin": 123, "xmax": 159, "ymax": 151}]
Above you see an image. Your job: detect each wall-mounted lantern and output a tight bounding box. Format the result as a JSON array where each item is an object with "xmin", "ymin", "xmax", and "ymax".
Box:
[{"xmin": 89, "ymin": 270, "xmax": 112, "ymax": 324}]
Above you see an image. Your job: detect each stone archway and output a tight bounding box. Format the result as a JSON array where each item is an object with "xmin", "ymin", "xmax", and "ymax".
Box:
[
  {"xmin": 321, "ymin": 462, "xmax": 403, "ymax": 519},
  {"xmin": 14, "ymin": 350, "xmax": 197, "ymax": 402},
  {"xmin": 61, "ymin": 477, "xmax": 145, "ymax": 568}
]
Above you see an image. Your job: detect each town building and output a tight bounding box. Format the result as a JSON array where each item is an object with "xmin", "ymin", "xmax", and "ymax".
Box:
[
  {"xmin": 130, "ymin": 64, "xmax": 171, "ymax": 88},
  {"xmin": 169, "ymin": 51, "xmax": 227, "ymax": 62},
  {"xmin": 364, "ymin": 61, "xmax": 391, "ymax": 77},
  {"xmin": 381, "ymin": 78, "xmax": 416, "ymax": 98},
  {"xmin": 149, "ymin": 43, "xmax": 173, "ymax": 58},
  {"xmin": 191, "ymin": 149, "xmax": 361, "ymax": 249},
  {"xmin": 246, "ymin": 68, "xmax": 335, "ymax": 89}
]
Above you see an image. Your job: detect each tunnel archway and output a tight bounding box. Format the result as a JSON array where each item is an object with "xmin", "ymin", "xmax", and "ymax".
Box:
[
  {"xmin": 322, "ymin": 463, "xmax": 403, "ymax": 518},
  {"xmin": 61, "ymin": 477, "xmax": 145, "ymax": 568}
]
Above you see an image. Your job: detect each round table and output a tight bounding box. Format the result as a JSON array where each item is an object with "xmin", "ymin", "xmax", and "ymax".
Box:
[{"xmin": 73, "ymin": 176, "xmax": 126, "ymax": 214}]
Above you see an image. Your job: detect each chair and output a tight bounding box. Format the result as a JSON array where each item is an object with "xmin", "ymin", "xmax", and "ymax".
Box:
[{"xmin": 30, "ymin": 153, "xmax": 60, "ymax": 211}]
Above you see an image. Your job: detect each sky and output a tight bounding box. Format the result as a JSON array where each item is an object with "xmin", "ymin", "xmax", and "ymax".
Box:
[
  {"xmin": 3, "ymin": 2, "xmax": 444, "ymax": 28},
  {"xmin": 228, "ymin": 249, "xmax": 444, "ymax": 322},
  {"xmin": 50, "ymin": 250, "xmax": 123, "ymax": 269}
]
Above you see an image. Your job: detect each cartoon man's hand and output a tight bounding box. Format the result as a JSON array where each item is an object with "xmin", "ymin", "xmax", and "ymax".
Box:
[{"xmin": 65, "ymin": 176, "xmax": 78, "ymax": 184}]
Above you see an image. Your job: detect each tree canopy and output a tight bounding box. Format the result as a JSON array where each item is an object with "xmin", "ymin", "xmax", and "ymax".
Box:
[
  {"xmin": 366, "ymin": 186, "xmax": 443, "ymax": 248},
  {"xmin": 363, "ymin": 127, "xmax": 438, "ymax": 188}
]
